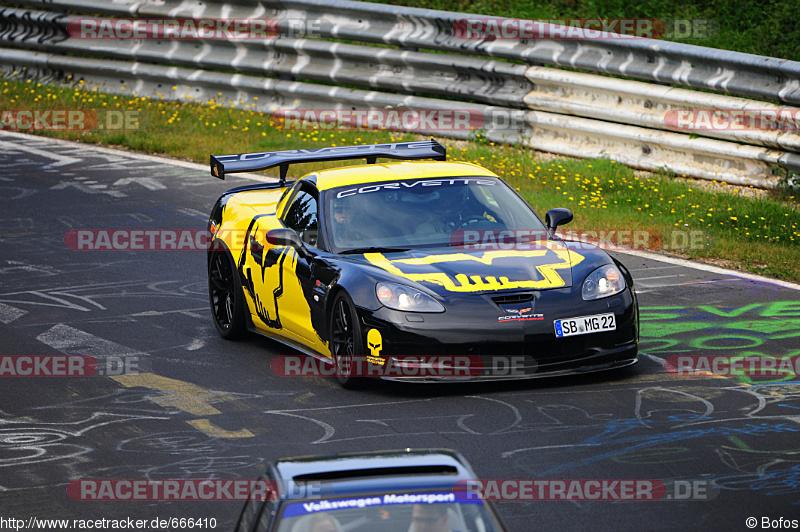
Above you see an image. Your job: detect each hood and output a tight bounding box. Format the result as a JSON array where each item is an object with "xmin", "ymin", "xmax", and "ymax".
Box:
[{"xmin": 352, "ymin": 241, "xmax": 584, "ymax": 297}]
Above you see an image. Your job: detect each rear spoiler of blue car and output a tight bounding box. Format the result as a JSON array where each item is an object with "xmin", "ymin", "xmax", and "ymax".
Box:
[{"xmin": 210, "ymin": 139, "xmax": 447, "ymax": 184}]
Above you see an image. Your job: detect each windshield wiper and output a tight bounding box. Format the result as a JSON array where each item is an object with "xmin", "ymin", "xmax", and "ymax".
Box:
[{"xmin": 339, "ymin": 246, "xmax": 410, "ymax": 255}]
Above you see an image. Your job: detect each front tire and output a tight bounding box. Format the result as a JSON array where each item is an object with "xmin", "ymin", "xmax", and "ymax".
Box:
[
  {"xmin": 208, "ymin": 249, "xmax": 247, "ymax": 340},
  {"xmin": 329, "ymin": 293, "xmax": 365, "ymax": 388}
]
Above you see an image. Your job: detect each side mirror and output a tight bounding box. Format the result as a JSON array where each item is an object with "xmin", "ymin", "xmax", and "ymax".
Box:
[
  {"xmin": 266, "ymin": 228, "xmax": 311, "ymax": 258},
  {"xmin": 545, "ymin": 208, "xmax": 574, "ymax": 231}
]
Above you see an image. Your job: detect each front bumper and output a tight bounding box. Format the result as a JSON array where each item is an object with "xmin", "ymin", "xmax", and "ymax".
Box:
[
  {"xmin": 356, "ymin": 287, "xmax": 639, "ymax": 382},
  {"xmin": 377, "ymin": 340, "xmax": 638, "ymax": 382}
]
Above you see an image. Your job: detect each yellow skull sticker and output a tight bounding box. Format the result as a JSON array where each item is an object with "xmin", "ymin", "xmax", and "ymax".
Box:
[{"xmin": 366, "ymin": 329, "xmax": 385, "ymax": 365}]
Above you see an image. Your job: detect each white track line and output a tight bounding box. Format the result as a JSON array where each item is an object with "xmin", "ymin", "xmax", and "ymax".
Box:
[
  {"xmin": 613, "ymin": 248, "xmax": 800, "ymax": 291},
  {"xmin": 0, "ymin": 302, "xmax": 27, "ymax": 324},
  {"xmin": 0, "ymin": 139, "xmax": 82, "ymax": 167},
  {"xmin": 36, "ymin": 324, "xmax": 146, "ymax": 360},
  {"xmin": 632, "ymin": 274, "xmax": 688, "ymax": 282},
  {"xmin": 0, "ymin": 131, "xmax": 274, "ymax": 182}
]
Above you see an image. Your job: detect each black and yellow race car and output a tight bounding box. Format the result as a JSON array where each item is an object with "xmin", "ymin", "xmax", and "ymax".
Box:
[{"xmin": 207, "ymin": 140, "xmax": 638, "ymax": 387}]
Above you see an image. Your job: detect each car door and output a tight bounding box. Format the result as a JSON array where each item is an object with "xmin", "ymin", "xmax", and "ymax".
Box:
[{"xmin": 276, "ymin": 183, "xmax": 330, "ymax": 354}]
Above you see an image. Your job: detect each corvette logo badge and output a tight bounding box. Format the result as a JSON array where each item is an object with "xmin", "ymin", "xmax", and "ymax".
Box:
[{"xmin": 498, "ymin": 313, "xmax": 544, "ymax": 323}]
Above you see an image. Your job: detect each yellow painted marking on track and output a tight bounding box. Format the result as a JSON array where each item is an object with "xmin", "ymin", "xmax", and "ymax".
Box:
[
  {"xmin": 187, "ymin": 419, "xmax": 255, "ymax": 438},
  {"xmin": 112, "ymin": 373, "xmax": 233, "ymax": 415},
  {"xmin": 112, "ymin": 373, "xmax": 254, "ymax": 438}
]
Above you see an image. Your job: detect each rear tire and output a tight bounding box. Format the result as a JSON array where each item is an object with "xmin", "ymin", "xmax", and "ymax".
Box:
[
  {"xmin": 329, "ymin": 293, "xmax": 366, "ymax": 389},
  {"xmin": 208, "ymin": 249, "xmax": 248, "ymax": 340}
]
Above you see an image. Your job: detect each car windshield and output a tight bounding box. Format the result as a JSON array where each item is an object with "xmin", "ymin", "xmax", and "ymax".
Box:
[
  {"xmin": 275, "ymin": 491, "xmax": 502, "ymax": 532},
  {"xmin": 326, "ymin": 177, "xmax": 547, "ymax": 252}
]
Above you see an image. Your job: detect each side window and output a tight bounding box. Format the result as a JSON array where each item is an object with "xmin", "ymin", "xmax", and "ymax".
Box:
[
  {"xmin": 236, "ymin": 473, "xmax": 276, "ymax": 532},
  {"xmin": 282, "ymin": 188, "xmax": 318, "ymax": 247},
  {"xmin": 255, "ymin": 494, "xmax": 278, "ymax": 532},
  {"xmin": 254, "ymin": 472, "xmax": 280, "ymax": 532}
]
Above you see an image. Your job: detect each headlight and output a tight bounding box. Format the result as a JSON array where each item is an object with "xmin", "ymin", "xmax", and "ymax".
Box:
[
  {"xmin": 376, "ymin": 282, "xmax": 444, "ymax": 313},
  {"xmin": 582, "ymin": 264, "xmax": 626, "ymax": 300}
]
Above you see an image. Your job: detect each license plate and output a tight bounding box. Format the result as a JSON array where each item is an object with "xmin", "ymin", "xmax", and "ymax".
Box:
[{"xmin": 554, "ymin": 313, "xmax": 616, "ymax": 338}]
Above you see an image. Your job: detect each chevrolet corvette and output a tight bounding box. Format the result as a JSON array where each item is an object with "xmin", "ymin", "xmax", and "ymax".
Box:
[{"xmin": 207, "ymin": 139, "xmax": 638, "ymax": 387}]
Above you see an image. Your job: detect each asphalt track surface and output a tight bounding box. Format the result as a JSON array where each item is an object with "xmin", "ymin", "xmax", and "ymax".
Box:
[{"xmin": 1, "ymin": 131, "xmax": 799, "ymax": 531}]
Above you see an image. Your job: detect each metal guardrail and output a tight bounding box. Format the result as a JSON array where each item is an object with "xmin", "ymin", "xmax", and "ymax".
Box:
[
  {"xmin": 0, "ymin": 48, "xmax": 531, "ymax": 143},
  {"xmin": 12, "ymin": 0, "xmax": 797, "ymax": 105},
  {"xmin": 2, "ymin": 1, "xmax": 800, "ymax": 187},
  {"xmin": 0, "ymin": 7, "xmax": 532, "ymax": 108},
  {"xmin": 522, "ymin": 111, "xmax": 796, "ymax": 189},
  {"xmin": 128, "ymin": 0, "xmax": 800, "ymax": 106},
  {"xmin": 523, "ymin": 67, "xmax": 800, "ymax": 153}
]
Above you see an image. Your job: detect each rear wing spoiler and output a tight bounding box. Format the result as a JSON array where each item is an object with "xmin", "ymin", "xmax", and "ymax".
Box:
[{"xmin": 210, "ymin": 139, "xmax": 446, "ymax": 184}]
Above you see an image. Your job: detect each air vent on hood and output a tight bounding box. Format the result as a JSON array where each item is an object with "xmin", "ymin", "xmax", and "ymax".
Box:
[{"xmin": 492, "ymin": 293, "xmax": 533, "ymax": 305}]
